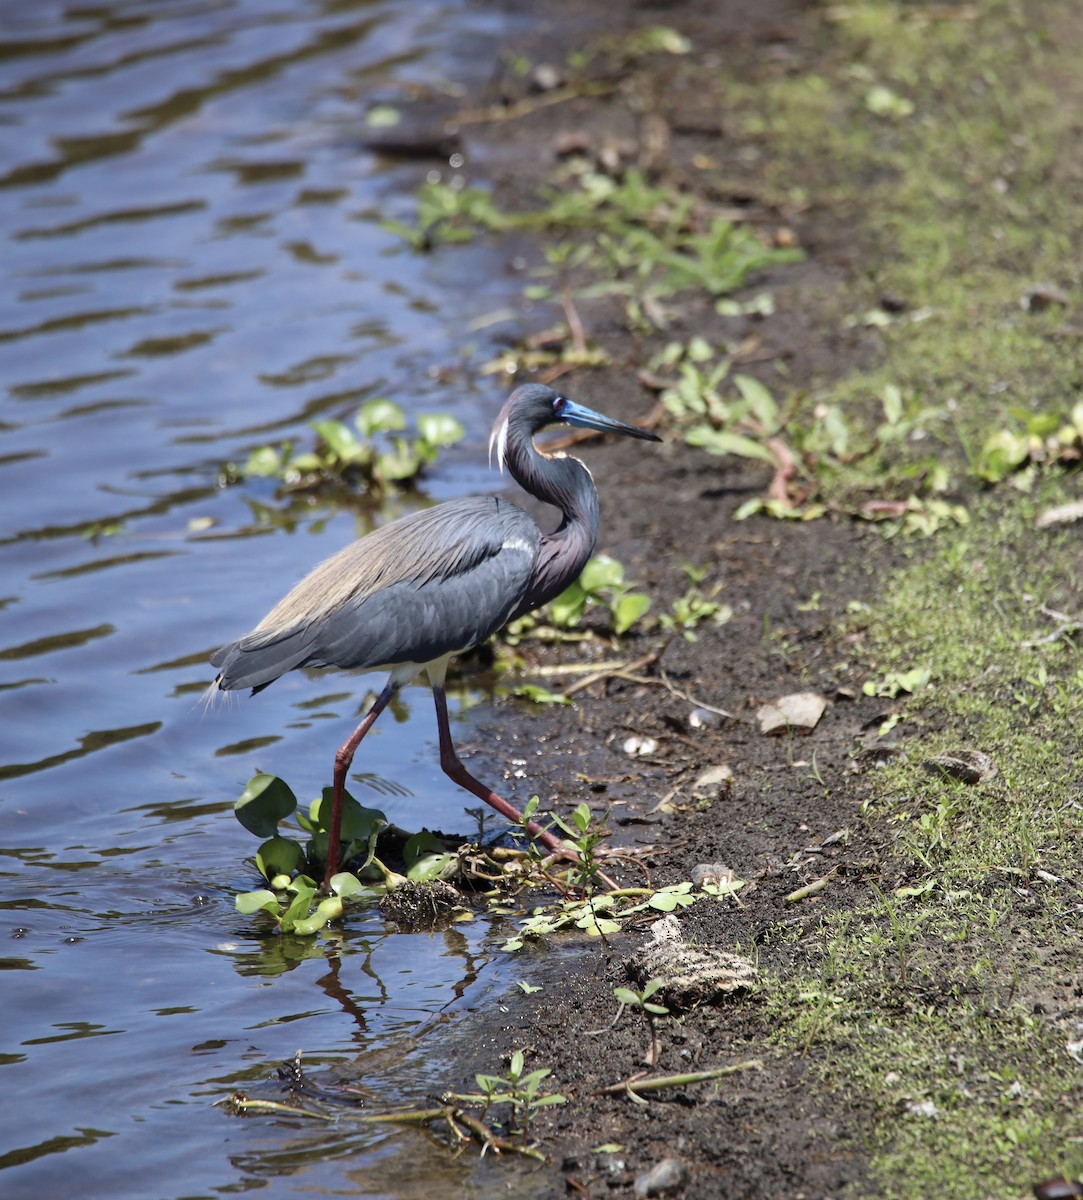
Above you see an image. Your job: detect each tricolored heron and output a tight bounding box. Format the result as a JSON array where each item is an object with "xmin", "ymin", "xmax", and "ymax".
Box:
[{"xmin": 210, "ymin": 383, "xmax": 660, "ymax": 886}]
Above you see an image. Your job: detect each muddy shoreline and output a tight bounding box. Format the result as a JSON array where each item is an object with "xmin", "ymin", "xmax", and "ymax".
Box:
[{"xmin": 412, "ymin": 2, "xmax": 907, "ymax": 1194}]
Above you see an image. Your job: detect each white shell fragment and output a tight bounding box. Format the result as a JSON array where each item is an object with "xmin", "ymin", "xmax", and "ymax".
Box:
[
  {"xmin": 623, "ymin": 734, "xmax": 659, "ymax": 757},
  {"xmin": 756, "ymin": 691, "xmax": 828, "ymax": 735},
  {"xmin": 625, "ymin": 914, "xmax": 757, "ymax": 1011}
]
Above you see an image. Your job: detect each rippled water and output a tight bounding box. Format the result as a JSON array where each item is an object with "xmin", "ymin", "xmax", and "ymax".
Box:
[{"xmin": 0, "ymin": 2, "xmax": 549, "ymax": 1194}]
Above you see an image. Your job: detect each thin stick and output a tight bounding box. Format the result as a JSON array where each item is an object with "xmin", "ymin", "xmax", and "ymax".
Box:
[
  {"xmin": 784, "ymin": 871, "xmax": 835, "ymax": 904},
  {"xmin": 658, "ymin": 668, "xmax": 737, "ymax": 720},
  {"xmin": 599, "ymin": 1059, "xmax": 763, "ymax": 1096}
]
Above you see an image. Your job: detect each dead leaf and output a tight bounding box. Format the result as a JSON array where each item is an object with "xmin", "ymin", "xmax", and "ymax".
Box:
[{"xmin": 757, "ymin": 691, "xmax": 828, "ymax": 735}]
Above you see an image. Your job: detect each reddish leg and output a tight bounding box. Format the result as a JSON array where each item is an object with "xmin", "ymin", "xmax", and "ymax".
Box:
[
  {"xmin": 431, "ymin": 685, "xmax": 575, "ymax": 859},
  {"xmin": 324, "ymin": 679, "xmax": 400, "ymax": 889}
]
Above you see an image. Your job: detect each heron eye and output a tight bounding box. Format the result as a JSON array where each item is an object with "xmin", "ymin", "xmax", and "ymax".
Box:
[{"xmin": 553, "ymin": 394, "xmax": 568, "ymax": 416}]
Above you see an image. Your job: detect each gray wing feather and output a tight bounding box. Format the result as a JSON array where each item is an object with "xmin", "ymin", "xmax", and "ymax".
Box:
[{"xmin": 212, "ymin": 496, "xmax": 538, "ymax": 692}]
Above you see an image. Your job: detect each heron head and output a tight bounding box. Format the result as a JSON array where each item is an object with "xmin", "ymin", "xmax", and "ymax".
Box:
[{"xmin": 489, "ymin": 384, "xmax": 660, "ymax": 472}]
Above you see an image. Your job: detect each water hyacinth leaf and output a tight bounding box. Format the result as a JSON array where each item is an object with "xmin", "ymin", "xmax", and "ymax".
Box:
[
  {"xmin": 289, "ymin": 896, "xmax": 343, "ymax": 935},
  {"xmin": 235, "ymin": 773, "xmax": 298, "ymax": 838},
  {"xmin": 548, "ymin": 579, "xmax": 586, "ymax": 627},
  {"xmin": 255, "ymin": 835, "xmax": 305, "ymax": 881},
  {"xmin": 403, "ymin": 830, "xmax": 455, "ymax": 882},
  {"xmin": 280, "ymin": 883, "xmax": 317, "ymax": 929},
  {"xmin": 416, "ymin": 412, "xmax": 465, "ymax": 446},
  {"xmin": 235, "ymin": 889, "xmax": 281, "ymax": 916},
  {"xmin": 244, "ymin": 445, "xmax": 286, "ymax": 477},
  {"xmin": 328, "ymin": 871, "xmax": 365, "ymax": 898},
  {"xmin": 580, "ymin": 554, "xmax": 624, "ymax": 591},
  {"xmin": 310, "ymin": 789, "xmax": 387, "ymax": 843},
  {"xmin": 356, "ymin": 397, "xmax": 406, "ymax": 437},
  {"xmin": 375, "ymin": 444, "xmax": 422, "ymax": 480},
  {"xmin": 312, "ymin": 419, "xmax": 363, "ymax": 463},
  {"xmin": 614, "ymin": 592, "xmax": 651, "ymax": 634}
]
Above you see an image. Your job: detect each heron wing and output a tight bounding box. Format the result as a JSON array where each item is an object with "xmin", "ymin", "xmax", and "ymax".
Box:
[{"xmin": 211, "ymin": 496, "xmax": 539, "ymax": 692}]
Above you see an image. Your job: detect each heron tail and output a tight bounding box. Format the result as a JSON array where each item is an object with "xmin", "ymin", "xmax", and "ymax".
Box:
[{"xmin": 210, "ymin": 625, "xmax": 316, "ymax": 695}]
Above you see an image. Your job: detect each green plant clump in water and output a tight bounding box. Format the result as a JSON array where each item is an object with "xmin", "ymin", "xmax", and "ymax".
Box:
[
  {"xmin": 232, "ymin": 773, "xmax": 458, "ymax": 934},
  {"xmin": 225, "ymin": 398, "xmax": 465, "ymax": 499}
]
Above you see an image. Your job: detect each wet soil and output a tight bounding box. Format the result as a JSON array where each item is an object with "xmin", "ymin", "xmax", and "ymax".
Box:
[
  {"xmin": 412, "ymin": 1, "xmax": 924, "ymax": 1195},
  {"xmin": 352, "ymin": 0, "xmax": 1075, "ymax": 1195}
]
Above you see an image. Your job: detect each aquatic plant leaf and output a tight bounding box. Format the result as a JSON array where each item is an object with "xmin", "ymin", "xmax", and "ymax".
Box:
[
  {"xmin": 614, "ymin": 592, "xmax": 651, "ymax": 635},
  {"xmin": 255, "ymin": 835, "xmax": 305, "ymax": 882},
  {"xmin": 416, "ymin": 412, "xmax": 465, "ymax": 446},
  {"xmin": 581, "ymin": 554, "xmax": 624, "ymax": 591},
  {"xmin": 310, "ymin": 790, "xmax": 387, "ymax": 842},
  {"xmin": 235, "ymin": 889, "xmax": 281, "ymax": 916},
  {"xmin": 235, "ymin": 774, "xmax": 298, "ymax": 837},
  {"xmin": 548, "ymin": 579, "xmax": 586, "ymax": 627},
  {"xmin": 356, "ymin": 397, "xmax": 406, "ymax": 437}
]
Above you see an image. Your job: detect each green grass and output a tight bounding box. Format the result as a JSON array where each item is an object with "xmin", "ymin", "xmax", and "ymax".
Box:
[{"xmin": 724, "ymin": 2, "xmax": 1083, "ymax": 1194}]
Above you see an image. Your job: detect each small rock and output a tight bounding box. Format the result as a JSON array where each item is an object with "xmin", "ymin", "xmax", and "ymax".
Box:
[
  {"xmin": 1036, "ymin": 499, "xmax": 1083, "ymax": 529},
  {"xmin": 756, "ymin": 691, "xmax": 828, "ymax": 735},
  {"xmin": 633, "ymin": 1156, "xmax": 688, "ymax": 1198},
  {"xmin": 623, "ymin": 735, "xmax": 659, "ymax": 758},
  {"xmin": 690, "ymin": 863, "xmax": 733, "ymax": 888},
  {"xmin": 905, "ymin": 1098, "xmax": 938, "ymax": 1118},
  {"xmin": 554, "ymin": 129, "xmax": 592, "ymax": 158},
  {"xmin": 688, "ymin": 706, "xmax": 723, "ymax": 730},
  {"xmin": 691, "ymin": 764, "xmax": 733, "ymax": 798},
  {"xmin": 530, "ymin": 63, "xmax": 564, "ymax": 92},
  {"xmin": 922, "ymin": 749, "xmax": 996, "ymax": 785}
]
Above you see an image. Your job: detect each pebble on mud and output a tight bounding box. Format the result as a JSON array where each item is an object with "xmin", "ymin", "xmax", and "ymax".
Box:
[
  {"xmin": 756, "ymin": 691, "xmax": 827, "ymax": 735},
  {"xmin": 626, "ymin": 914, "xmax": 756, "ymax": 1011},
  {"xmin": 691, "ymin": 764, "xmax": 733, "ymax": 799},
  {"xmin": 633, "ymin": 1156, "xmax": 688, "ymax": 1198}
]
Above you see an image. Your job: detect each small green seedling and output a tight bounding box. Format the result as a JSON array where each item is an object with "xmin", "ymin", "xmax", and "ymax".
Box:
[
  {"xmin": 461, "ymin": 1049, "xmax": 567, "ymax": 1141},
  {"xmin": 614, "ymin": 978, "xmax": 671, "ymax": 1068},
  {"xmin": 862, "ymin": 667, "xmax": 931, "ymax": 699}
]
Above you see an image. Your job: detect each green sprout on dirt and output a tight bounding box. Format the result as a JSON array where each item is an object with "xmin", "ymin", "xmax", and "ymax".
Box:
[
  {"xmin": 448, "ymin": 1049, "xmax": 567, "ymax": 1144},
  {"xmin": 650, "ymin": 341, "xmax": 978, "ymax": 529},
  {"xmin": 613, "ymin": 977, "xmax": 670, "ymax": 1068},
  {"xmin": 501, "ymin": 877, "xmax": 727, "ymax": 953},
  {"xmin": 223, "ymin": 398, "xmax": 465, "ymax": 501},
  {"xmin": 974, "ymin": 400, "xmax": 1083, "ymax": 484},
  {"xmin": 387, "ymin": 169, "xmax": 801, "ymax": 338},
  {"xmin": 659, "ymin": 561, "xmax": 732, "ymax": 642}
]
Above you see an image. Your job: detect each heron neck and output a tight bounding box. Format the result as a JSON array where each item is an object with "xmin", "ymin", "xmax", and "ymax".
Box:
[{"xmin": 508, "ymin": 440, "xmax": 600, "ymax": 610}]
